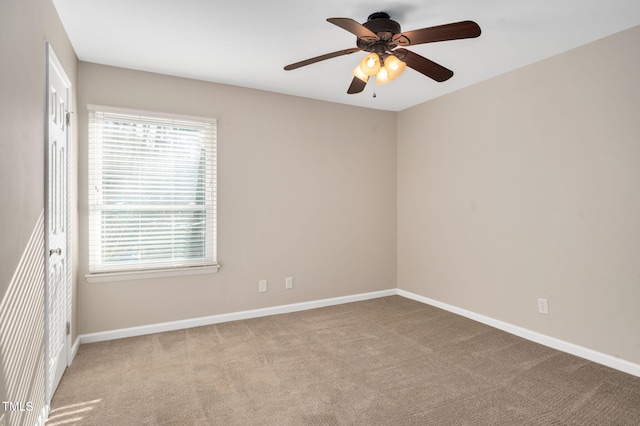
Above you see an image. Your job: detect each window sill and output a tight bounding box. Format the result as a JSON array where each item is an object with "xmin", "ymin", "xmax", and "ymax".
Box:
[{"xmin": 85, "ymin": 264, "xmax": 220, "ymax": 283}]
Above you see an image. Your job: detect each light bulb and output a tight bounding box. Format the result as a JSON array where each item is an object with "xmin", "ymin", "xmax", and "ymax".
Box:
[
  {"xmin": 386, "ymin": 55, "xmax": 406, "ymax": 78},
  {"xmin": 358, "ymin": 53, "xmax": 381, "ymax": 76},
  {"xmin": 376, "ymin": 67, "xmax": 390, "ymax": 85}
]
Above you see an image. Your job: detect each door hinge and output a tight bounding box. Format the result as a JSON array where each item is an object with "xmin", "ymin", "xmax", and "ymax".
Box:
[
  {"xmin": 66, "ymin": 322, "xmax": 71, "ymax": 336},
  {"xmin": 65, "ymin": 111, "xmax": 71, "ymax": 127}
]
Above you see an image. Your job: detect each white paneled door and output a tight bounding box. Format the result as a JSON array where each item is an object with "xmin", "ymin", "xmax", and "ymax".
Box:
[{"xmin": 45, "ymin": 43, "xmax": 71, "ymax": 404}]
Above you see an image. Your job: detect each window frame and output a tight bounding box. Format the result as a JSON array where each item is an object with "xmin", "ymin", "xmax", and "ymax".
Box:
[{"xmin": 85, "ymin": 105, "xmax": 218, "ymax": 283}]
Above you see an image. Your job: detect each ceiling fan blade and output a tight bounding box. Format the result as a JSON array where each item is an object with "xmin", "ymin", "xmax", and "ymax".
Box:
[
  {"xmin": 347, "ymin": 76, "xmax": 368, "ymax": 94},
  {"xmin": 327, "ymin": 18, "xmax": 379, "ymax": 41},
  {"xmin": 395, "ymin": 49, "xmax": 453, "ymax": 82},
  {"xmin": 284, "ymin": 48, "xmax": 362, "ymax": 70},
  {"xmin": 393, "ymin": 21, "xmax": 481, "ymax": 46}
]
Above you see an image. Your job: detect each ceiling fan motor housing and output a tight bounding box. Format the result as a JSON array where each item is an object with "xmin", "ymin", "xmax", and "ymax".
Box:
[
  {"xmin": 364, "ymin": 12, "xmax": 401, "ymax": 34},
  {"xmin": 358, "ymin": 12, "xmax": 403, "ymax": 54}
]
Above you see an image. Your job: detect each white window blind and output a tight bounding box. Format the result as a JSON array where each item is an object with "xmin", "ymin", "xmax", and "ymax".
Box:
[{"xmin": 88, "ymin": 106, "xmax": 217, "ymax": 275}]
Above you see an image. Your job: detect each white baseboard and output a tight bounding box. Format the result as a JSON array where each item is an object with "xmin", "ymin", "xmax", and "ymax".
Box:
[
  {"xmin": 75, "ymin": 287, "xmax": 639, "ymax": 377},
  {"xmin": 397, "ymin": 289, "xmax": 640, "ymax": 378},
  {"xmin": 79, "ymin": 289, "xmax": 396, "ymax": 344}
]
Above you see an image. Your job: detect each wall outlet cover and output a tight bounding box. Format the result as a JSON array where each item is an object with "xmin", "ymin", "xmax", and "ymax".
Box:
[{"xmin": 538, "ymin": 298, "xmax": 549, "ymax": 315}]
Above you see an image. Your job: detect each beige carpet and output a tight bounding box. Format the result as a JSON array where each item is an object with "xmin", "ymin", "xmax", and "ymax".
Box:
[{"xmin": 48, "ymin": 296, "xmax": 640, "ymax": 425}]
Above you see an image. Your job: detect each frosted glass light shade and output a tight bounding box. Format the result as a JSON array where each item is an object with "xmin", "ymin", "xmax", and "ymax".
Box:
[
  {"xmin": 385, "ymin": 55, "xmax": 406, "ymax": 79},
  {"xmin": 376, "ymin": 67, "xmax": 391, "ymax": 84},
  {"xmin": 376, "ymin": 55, "xmax": 406, "ymax": 85},
  {"xmin": 359, "ymin": 53, "xmax": 381, "ymax": 76},
  {"xmin": 352, "ymin": 65, "xmax": 369, "ymax": 82}
]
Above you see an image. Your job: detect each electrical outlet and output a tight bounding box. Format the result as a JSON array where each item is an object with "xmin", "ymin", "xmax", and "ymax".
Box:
[
  {"xmin": 538, "ymin": 298, "xmax": 549, "ymax": 315},
  {"xmin": 285, "ymin": 277, "xmax": 293, "ymax": 290},
  {"xmin": 259, "ymin": 280, "xmax": 267, "ymax": 293}
]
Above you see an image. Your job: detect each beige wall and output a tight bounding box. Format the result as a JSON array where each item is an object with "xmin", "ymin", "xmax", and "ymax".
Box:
[
  {"xmin": 398, "ymin": 26, "xmax": 640, "ymax": 365},
  {"xmin": 77, "ymin": 63, "xmax": 397, "ymax": 334},
  {"xmin": 0, "ymin": 0, "xmax": 78, "ymax": 424}
]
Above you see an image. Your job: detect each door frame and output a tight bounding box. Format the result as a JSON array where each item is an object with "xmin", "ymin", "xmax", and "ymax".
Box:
[{"xmin": 44, "ymin": 41, "xmax": 72, "ymax": 405}]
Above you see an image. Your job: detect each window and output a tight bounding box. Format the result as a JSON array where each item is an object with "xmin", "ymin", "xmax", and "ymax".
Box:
[{"xmin": 87, "ymin": 105, "xmax": 217, "ymax": 278}]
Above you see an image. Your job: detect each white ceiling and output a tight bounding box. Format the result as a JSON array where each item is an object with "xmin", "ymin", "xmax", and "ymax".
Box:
[{"xmin": 52, "ymin": 0, "xmax": 640, "ymax": 111}]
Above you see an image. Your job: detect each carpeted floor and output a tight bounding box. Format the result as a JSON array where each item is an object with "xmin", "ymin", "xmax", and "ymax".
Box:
[{"xmin": 47, "ymin": 296, "xmax": 640, "ymax": 425}]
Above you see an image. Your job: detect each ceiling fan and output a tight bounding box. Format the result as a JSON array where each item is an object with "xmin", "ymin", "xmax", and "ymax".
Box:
[{"xmin": 284, "ymin": 12, "xmax": 481, "ymax": 94}]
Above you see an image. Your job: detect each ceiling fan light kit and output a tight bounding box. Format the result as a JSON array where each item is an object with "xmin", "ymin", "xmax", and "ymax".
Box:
[
  {"xmin": 284, "ymin": 11, "xmax": 481, "ymax": 94},
  {"xmin": 351, "ymin": 52, "xmax": 407, "ymax": 84}
]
